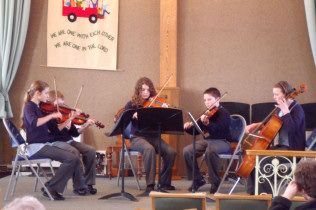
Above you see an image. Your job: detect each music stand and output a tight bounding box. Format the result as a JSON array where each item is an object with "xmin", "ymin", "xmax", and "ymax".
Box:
[
  {"xmin": 187, "ymin": 112, "xmax": 205, "ymax": 193},
  {"xmin": 99, "ymin": 109, "xmax": 138, "ymax": 202},
  {"xmin": 137, "ymin": 107, "xmax": 184, "ymax": 191}
]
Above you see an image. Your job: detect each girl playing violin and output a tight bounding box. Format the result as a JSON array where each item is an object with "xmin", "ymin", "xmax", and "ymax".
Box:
[
  {"xmin": 183, "ymin": 87, "xmax": 231, "ymax": 194},
  {"xmin": 246, "ymin": 81, "xmax": 306, "ymax": 195},
  {"xmin": 47, "ymin": 90, "xmax": 97, "ymax": 195},
  {"xmin": 21, "ymin": 80, "xmax": 82, "ymax": 200},
  {"xmin": 123, "ymin": 77, "xmax": 176, "ymax": 196}
]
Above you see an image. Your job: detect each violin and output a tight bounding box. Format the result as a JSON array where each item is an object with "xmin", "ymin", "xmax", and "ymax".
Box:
[
  {"xmin": 143, "ymin": 96, "xmax": 167, "ymax": 108},
  {"xmin": 204, "ymin": 106, "xmax": 219, "ymax": 118},
  {"xmin": 40, "ymin": 102, "xmax": 89, "ymax": 118},
  {"xmin": 113, "ymin": 96, "xmax": 168, "ymax": 123},
  {"xmin": 40, "ymin": 102, "xmax": 105, "ymax": 129},
  {"xmin": 195, "ymin": 92, "xmax": 227, "ymax": 124}
]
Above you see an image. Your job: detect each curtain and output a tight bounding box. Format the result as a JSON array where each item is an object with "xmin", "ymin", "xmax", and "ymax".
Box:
[
  {"xmin": 0, "ymin": 0, "xmax": 31, "ymax": 118},
  {"xmin": 304, "ymin": 0, "xmax": 316, "ymax": 68}
]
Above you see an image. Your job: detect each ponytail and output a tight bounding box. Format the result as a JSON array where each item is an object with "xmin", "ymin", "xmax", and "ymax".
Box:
[{"xmin": 20, "ymin": 81, "xmax": 49, "ymax": 128}]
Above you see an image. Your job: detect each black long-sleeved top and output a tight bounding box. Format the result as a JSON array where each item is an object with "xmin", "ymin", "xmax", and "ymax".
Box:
[
  {"xmin": 269, "ymin": 196, "xmax": 316, "ymax": 210},
  {"xmin": 279, "ymin": 100, "xmax": 306, "ymax": 151},
  {"xmin": 48, "ymin": 119, "xmax": 80, "ymax": 142},
  {"xmin": 185, "ymin": 106, "xmax": 232, "ymax": 141},
  {"xmin": 23, "ymin": 101, "xmax": 55, "ymax": 144}
]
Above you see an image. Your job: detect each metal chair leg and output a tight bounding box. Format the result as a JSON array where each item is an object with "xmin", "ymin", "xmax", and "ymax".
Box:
[
  {"xmin": 11, "ymin": 165, "xmax": 21, "ymax": 196},
  {"xmin": 124, "ymin": 144, "xmax": 141, "ymax": 190},
  {"xmin": 26, "ymin": 160, "xmax": 54, "ymax": 201},
  {"xmin": 4, "ymin": 161, "xmax": 17, "ymax": 201},
  {"xmin": 34, "ymin": 164, "xmax": 40, "ymax": 192},
  {"xmin": 117, "ymin": 147, "xmax": 124, "ymax": 186},
  {"xmin": 49, "ymin": 161, "xmax": 55, "ymax": 176},
  {"xmin": 117, "ymin": 145, "xmax": 141, "ymax": 190}
]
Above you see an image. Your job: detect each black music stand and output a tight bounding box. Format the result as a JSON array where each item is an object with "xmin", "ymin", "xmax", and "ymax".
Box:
[
  {"xmin": 99, "ymin": 109, "xmax": 138, "ymax": 202},
  {"xmin": 137, "ymin": 107, "xmax": 184, "ymax": 191},
  {"xmin": 187, "ymin": 112, "xmax": 205, "ymax": 193}
]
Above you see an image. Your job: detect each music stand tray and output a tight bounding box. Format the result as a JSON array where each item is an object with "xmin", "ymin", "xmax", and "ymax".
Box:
[
  {"xmin": 137, "ymin": 107, "xmax": 184, "ymax": 136},
  {"xmin": 137, "ymin": 107, "xmax": 184, "ymax": 191},
  {"xmin": 99, "ymin": 109, "xmax": 138, "ymax": 202}
]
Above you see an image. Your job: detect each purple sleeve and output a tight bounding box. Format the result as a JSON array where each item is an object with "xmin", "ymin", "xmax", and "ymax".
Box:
[
  {"xmin": 281, "ymin": 105, "xmax": 304, "ymax": 132},
  {"xmin": 24, "ymin": 103, "xmax": 38, "ymax": 129}
]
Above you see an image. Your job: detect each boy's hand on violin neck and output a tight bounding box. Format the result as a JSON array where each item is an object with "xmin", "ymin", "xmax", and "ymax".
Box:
[{"xmin": 86, "ymin": 119, "xmax": 95, "ymax": 126}]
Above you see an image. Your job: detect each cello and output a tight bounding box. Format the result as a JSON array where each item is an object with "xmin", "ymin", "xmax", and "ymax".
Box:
[{"xmin": 236, "ymin": 84, "xmax": 306, "ymax": 178}]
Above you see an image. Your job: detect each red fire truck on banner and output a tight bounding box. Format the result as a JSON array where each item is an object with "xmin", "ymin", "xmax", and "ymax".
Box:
[{"xmin": 62, "ymin": 0, "xmax": 108, "ymax": 24}]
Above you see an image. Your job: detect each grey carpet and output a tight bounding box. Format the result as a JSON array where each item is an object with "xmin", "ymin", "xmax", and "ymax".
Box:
[{"xmin": 0, "ymin": 175, "xmax": 246, "ymax": 210}]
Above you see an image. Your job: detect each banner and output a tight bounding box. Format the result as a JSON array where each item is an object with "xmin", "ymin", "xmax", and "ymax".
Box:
[{"xmin": 47, "ymin": 0, "xmax": 118, "ymax": 70}]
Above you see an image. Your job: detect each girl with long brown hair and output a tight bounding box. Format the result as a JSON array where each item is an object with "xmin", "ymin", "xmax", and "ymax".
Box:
[
  {"xmin": 123, "ymin": 77, "xmax": 176, "ymax": 196},
  {"xmin": 22, "ymin": 80, "xmax": 82, "ymax": 200}
]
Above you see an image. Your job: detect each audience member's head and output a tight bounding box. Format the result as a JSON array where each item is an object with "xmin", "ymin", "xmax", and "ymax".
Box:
[
  {"xmin": 294, "ymin": 160, "xmax": 316, "ymax": 199},
  {"xmin": 3, "ymin": 196, "xmax": 45, "ymax": 210}
]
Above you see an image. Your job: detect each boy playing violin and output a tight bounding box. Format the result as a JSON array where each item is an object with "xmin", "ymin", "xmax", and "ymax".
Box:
[
  {"xmin": 47, "ymin": 90, "xmax": 98, "ymax": 195},
  {"xmin": 183, "ymin": 87, "xmax": 231, "ymax": 194},
  {"xmin": 123, "ymin": 77, "xmax": 177, "ymax": 196}
]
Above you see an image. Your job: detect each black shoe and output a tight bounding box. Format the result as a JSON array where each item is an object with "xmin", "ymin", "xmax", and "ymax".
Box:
[
  {"xmin": 139, "ymin": 184, "xmax": 155, "ymax": 196},
  {"xmin": 210, "ymin": 183, "xmax": 219, "ymax": 194},
  {"xmin": 160, "ymin": 184, "xmax": 176, "ymax": 191},
  {"xmin": 188, "ymin": 179, "xmax": 206, "ymax": 192},
  {"xmin": 88, "ymin": 185, "xmax": 97, "ymax": 195},
  {"xmin": 41, "ymin": 187, "xmax": 65, "ymax": 200},
  {"xmin": 73, "ymin": 188, "xmax": 87, "ymax": 196}
]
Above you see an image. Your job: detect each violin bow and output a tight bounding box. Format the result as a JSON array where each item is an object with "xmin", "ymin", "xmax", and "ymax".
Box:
[
  {"xmin": 148, "ymin": 74, "xmax": 173, "ymax": 107},
  {"xmin": 73, "ymin": 85, "xmax": 84, "ymax": 109},
  {"xmin": 52, "ymin": 76, "xmax": 60, "ymax": 113}
]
